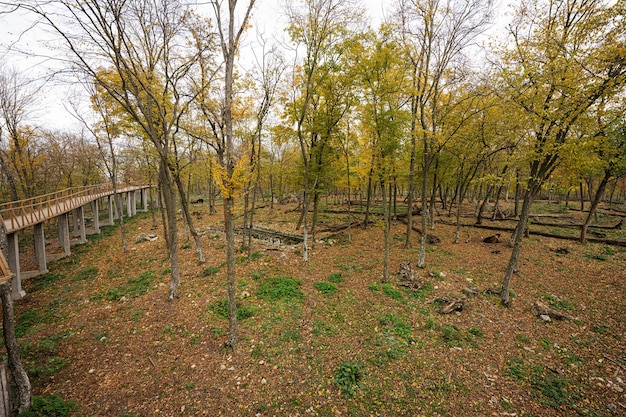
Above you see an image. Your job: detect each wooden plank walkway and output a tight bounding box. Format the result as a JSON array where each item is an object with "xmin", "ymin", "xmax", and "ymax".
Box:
[{"xmin": 0, "ymin": 184, "xmax": 149, "ymax": 234}]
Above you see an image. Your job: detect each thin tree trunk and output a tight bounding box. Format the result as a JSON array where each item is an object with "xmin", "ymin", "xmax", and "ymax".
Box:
[
  {"xmin": 382, "ymin": 180, "xmax": 390, "ymax": 282},
  {"xmin": 501, "ymin": 187, "xmax": 534, "ymax": 305},
  {"xmin": 174, "ymin": 176, "xmax": 205, "ymax": 263},
  {"xmin": 160, "ymin": 163, "xmax": 180, "ymax": 301},
  {"xmin": 581, "ymin": 170, "xmax": 611, "ymax": 244}
]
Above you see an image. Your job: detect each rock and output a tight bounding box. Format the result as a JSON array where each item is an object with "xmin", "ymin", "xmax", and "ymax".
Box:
[
  {"xmin": 539, "ymin": 314, "xmax": 552, "ymax": 322},
  {"xmin": 261, "ymin": 377, "xmax": 267, "ymax": 384},
  {"xmin": 135, "ymin": 233, "xmax": 158, "ymax": 243}
]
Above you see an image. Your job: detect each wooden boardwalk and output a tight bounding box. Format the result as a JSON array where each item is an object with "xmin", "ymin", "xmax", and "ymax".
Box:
[{"xmin": 0, "ymin": 184, "xmax": 148, "ymax": 234}]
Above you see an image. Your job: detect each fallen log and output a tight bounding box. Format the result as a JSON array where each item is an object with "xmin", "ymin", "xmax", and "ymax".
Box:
[
  {"xmin": 439, "ymin": 221, "xmax": 626, "ymax": 247},
  {"xmin": 398, "ymin": 217, "xmax": 423, "ymax": 236},
  {"xmin": 531, "ymin": 301, "xmax": 576, "ymax": 321}
]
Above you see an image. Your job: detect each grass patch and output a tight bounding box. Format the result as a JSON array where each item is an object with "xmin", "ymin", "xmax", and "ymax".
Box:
[
  {"xmin": 22, "ymin": 394, "xmax": 76, "ymax": 417},
  {"xmin": 29, "ymin": 356, "xmax": 70, "ymax": 378},
  {"xmin": 28, "ymin": 272, "xmax": 64, "ymax": 293},
  {"xmin": 327, "ymin": 272, "xmax": 344, "ymax": 283},
  {"xmin": 542, "ymin": 294, "xmax": 572, "ymax": 311},
  {"xmin": 314, "ymin": 281, "xmax": 338, "ymax": 296},
  {"xmin": 250, "ymin": 251, "xmax": 263, "ymax": 260},
  {"xmin": 257, "ymin": 277, "xmax": 305, "ymax": 302},
  {"xmin": 16, "ymin": 310, "xmax": 45, "ymax": 338},
  {"xmin": 530, "ymin": 367, "xmax": 579, "ymax": 408},
  {"xmin": 202, "ymin": 266, "xmax": 221, "ymax": 277},
  {"xmin": 381, "ymin": 283, "xmax": 402, "ymax": 300},
  {"xmin": 97, "ymin": 271, "xmax": 157, "ymax": 301},
  {"xmin": 504, "ymin": 357, "xmax": 526, "ymax": 379},
  {"xmin": 71, "ymin": 266, "xmax": 98, "ymax": 282},
  {"xmin": 209, "ymin": 298, "xmax": 257, "ymax": 321},
  {"xmin": 334, "ymin": 362, "xmax": 364, "ymax": 398}
]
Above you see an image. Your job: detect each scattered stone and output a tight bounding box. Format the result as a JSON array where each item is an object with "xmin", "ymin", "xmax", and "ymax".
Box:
[
  {"xmin": 258, "ymin": 360, "xmax": 265, "ymax": 365},
  {"xmin": 552, "ymin": 247, "xmax": 570, "ymax": 255},
  {"xmin": 539, "ymin": 314, "xmax": 552, "ymax": 322},
  {"xmin": 241, "ymin": 291, "xmax": 251, "ymax": 298},
  {"xmin": 427, "ymin": 235, "xmax": 441, "ymax": 244},
  {"xmin": 88, "ymin": 368, "xmax": 95, "ymax": 374},
  {"xmin": 135, "ymin": 233, "xmax": 158, "ymax": 243},
  {"xmin": 191, "ymin": 364, "xmax": 196, "ymax": 370},
  {"xmin": 261, "ymin": 377, "xmax": 267, "ymax": 384},
  {"xmin": 220, "ymin": 364, "xmax": 227, "ymax": 370},
  {"xmin": 483, "ymin": 233, "xmax": 501, "ymax": 243}
]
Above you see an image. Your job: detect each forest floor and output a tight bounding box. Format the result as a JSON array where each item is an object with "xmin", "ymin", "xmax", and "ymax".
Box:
[{"xmin": 4, "ymin": 200, "xmax": 626, "ymax": 416}]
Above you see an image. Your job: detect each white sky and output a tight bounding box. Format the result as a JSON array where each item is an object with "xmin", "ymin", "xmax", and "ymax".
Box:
[{"xmin": 0, "ymin": 0, "xmax": 511, "ymax": 132}]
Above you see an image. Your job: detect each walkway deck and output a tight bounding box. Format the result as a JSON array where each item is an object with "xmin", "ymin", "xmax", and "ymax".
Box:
[{"xmin": 0, "ymin": 184, "xmax": 148, "ymax": 234}]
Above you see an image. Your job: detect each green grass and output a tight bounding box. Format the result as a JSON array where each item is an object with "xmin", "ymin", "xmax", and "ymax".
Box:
[
  {"xmin": 202, "ymin": 266, "xmax": 221, "ymax": 277},
  {"xmin": 71, "ymin": 266, "xmax": 98, "ymax": 282},
  {"xmin": 28, "ymin": 272, "xmax": 64, "ymax": 293},
  {"xmin": 95, "ymin": 271, "xmax": 157, "ymax": 301},
  {"xmin": 327, "ymin": 272, "xmax": 344, "ymax": 283},
  {"xmin": 209, "ymin": 298, "xmax": 257, "ymax": 320},
  {"xmin": 257, "ymin": 277, "xmax": 305, "ymax": 302},
  {"xmin": 334, "ymin": 362, "xmax": 364, "ymax": 398},
  {"xmin": 16, "ymin": 310, "xmax": 46, "ymax": 338},
  {"xmin": 22, "ymin": 394, "xmax": 76, "ymax": 417},
  {"xmin": 314, "ymin": 281, "xmax": 338, "ymax": 296},
  {"xmin": 530, "ymin": 367, "xmax": 579, "ymax": 408},
  {"xmin": 381, "ymin": 283, "xmax": 402, "ymax": 300}
]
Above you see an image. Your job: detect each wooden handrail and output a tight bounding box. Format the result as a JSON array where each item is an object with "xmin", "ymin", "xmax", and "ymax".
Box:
[{"xmin": 0, "ymin": 184, "xmax": 149, "ymax": 234}]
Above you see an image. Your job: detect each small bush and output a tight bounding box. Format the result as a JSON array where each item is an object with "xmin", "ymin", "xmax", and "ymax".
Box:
[
  {"xmin": 202, "ymin": 266, "xmax": 221, "ymax": 277},
  {"xmin": 257, "ymin": 277, "xmax": 305, "ymax": 302},
  {"xmin": 327, "ymin": 272, "xmax": 344, "ymax": 283},
  {"xmin": 22, "ymin": 394, "xmax": 76, "ymax": 417},
  {"xmin": 314, "ymin": 281, "xmax": 338, "ymax": 296},
  {"xmin": 250, "ymin": 251, "xmax": 263, "ymax": 260},
  {"xmin": 334, "ymin": 362, "xmax": 364, "ymax": 398}
]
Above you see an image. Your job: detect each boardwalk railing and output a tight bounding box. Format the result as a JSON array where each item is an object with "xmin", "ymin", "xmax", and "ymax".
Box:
[{"xmin": 0, "ymin": 184, "xmax": 147, "ymax": 234}]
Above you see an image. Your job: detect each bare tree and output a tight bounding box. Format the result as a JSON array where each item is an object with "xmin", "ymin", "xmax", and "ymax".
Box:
[
  {"xmin": 9, "ymin": 0, "xmax": 214, "ymax": 300},
  {"xmin": 397, "ymin": 0, "xmax": 493, "ymax": 267},
  {"xmin": 211, "ymin": 0, "xmax": 257, "ymax": 352}
]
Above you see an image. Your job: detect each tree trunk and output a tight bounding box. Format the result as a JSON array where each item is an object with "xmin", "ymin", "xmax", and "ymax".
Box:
[
  {"xmin": 382, "ymin": 180, "xmax": 390, "ymax": 283},
  {"xmin": 0, "ymin": 280, "xmax": 32, "ymax": 414},
  {"xmin": 174, "ymin": 176, "xmax": 205, "ymax": 263},
  {"xmin": 581, "ymin": 170, "xmax": 611, "ymax": 244},
  {"xmin": 364, "ymin": 162, "xmax": 374, "ymax": 229},
  {"xmin": 501, "ymin": 188, "xmax": 534, "ymax": 305},
  {"xmin": 160, "ymin": 162, "xmax": 180, "ymax": 301}
]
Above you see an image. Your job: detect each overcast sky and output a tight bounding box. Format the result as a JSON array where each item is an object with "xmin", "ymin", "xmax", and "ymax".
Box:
[{"xmin": 0, "ymin": 0, "xmax": 510, "ymax": 131}]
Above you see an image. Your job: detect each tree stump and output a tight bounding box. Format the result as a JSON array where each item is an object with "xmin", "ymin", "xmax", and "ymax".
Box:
[{"xmin": 396, "ymin": 262, "xmax": 423, "ymax": 290}]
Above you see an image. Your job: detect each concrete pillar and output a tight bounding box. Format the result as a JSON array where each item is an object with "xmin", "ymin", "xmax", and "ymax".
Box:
[
  {"xmin": 127, "ymin": 192, "xmax": 132, "ymax": 217},
  {"xmin": 33, "ymin": 223, "xmax": 48, "ymax": 274},
  {"xmin": 108, "ymin": 195, "xmax": 115, "ymax": 224},
  {"xmin": 58, "ymin": 213, "xmax": 71, "ymax": 256},
  {"xmin": 74, "ymin": 206, "xmax": 86, "ymax": 243},
  {"xmin": 71, "ymin": 208, "xmax": 80, "ymax": 237},
  {"xmin": 141, "ymin": 188, "xmax": 148, "ymax": 211},
  {"xmin": 91, "ymin": 200, "xmax": 100, "ymax": 233},
  {"xmin": 131, "ymin": 191, "xmax": 137, "ymax": 216},
  {"xmin": 7, "ymin": 233, "xmax": 25, "ymax": 299}
]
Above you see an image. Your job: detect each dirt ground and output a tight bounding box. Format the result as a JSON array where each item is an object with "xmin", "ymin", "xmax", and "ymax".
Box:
[{"xmin": 5, "ymin": 201, "xmax": 626, "ymax": 416}]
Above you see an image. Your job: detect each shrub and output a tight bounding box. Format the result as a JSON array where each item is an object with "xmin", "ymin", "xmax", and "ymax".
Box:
[
  {"xmin": 334, "ymin": 362, "xmax": 364, "ymax": 398},
  {"xmin": 22, "ymin": 394, "xmax": 76, "ymax": 417},
  {"xmin": 314, "ymin": 281, "xmax": 338, "ymax": 296},
  {"xmin": 257, "ymin": 277, "xmax": 304, "ymax": 302},
  {"xmin": 327, "ymin": 272, "xmax": 344, "ymax": 283}
]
